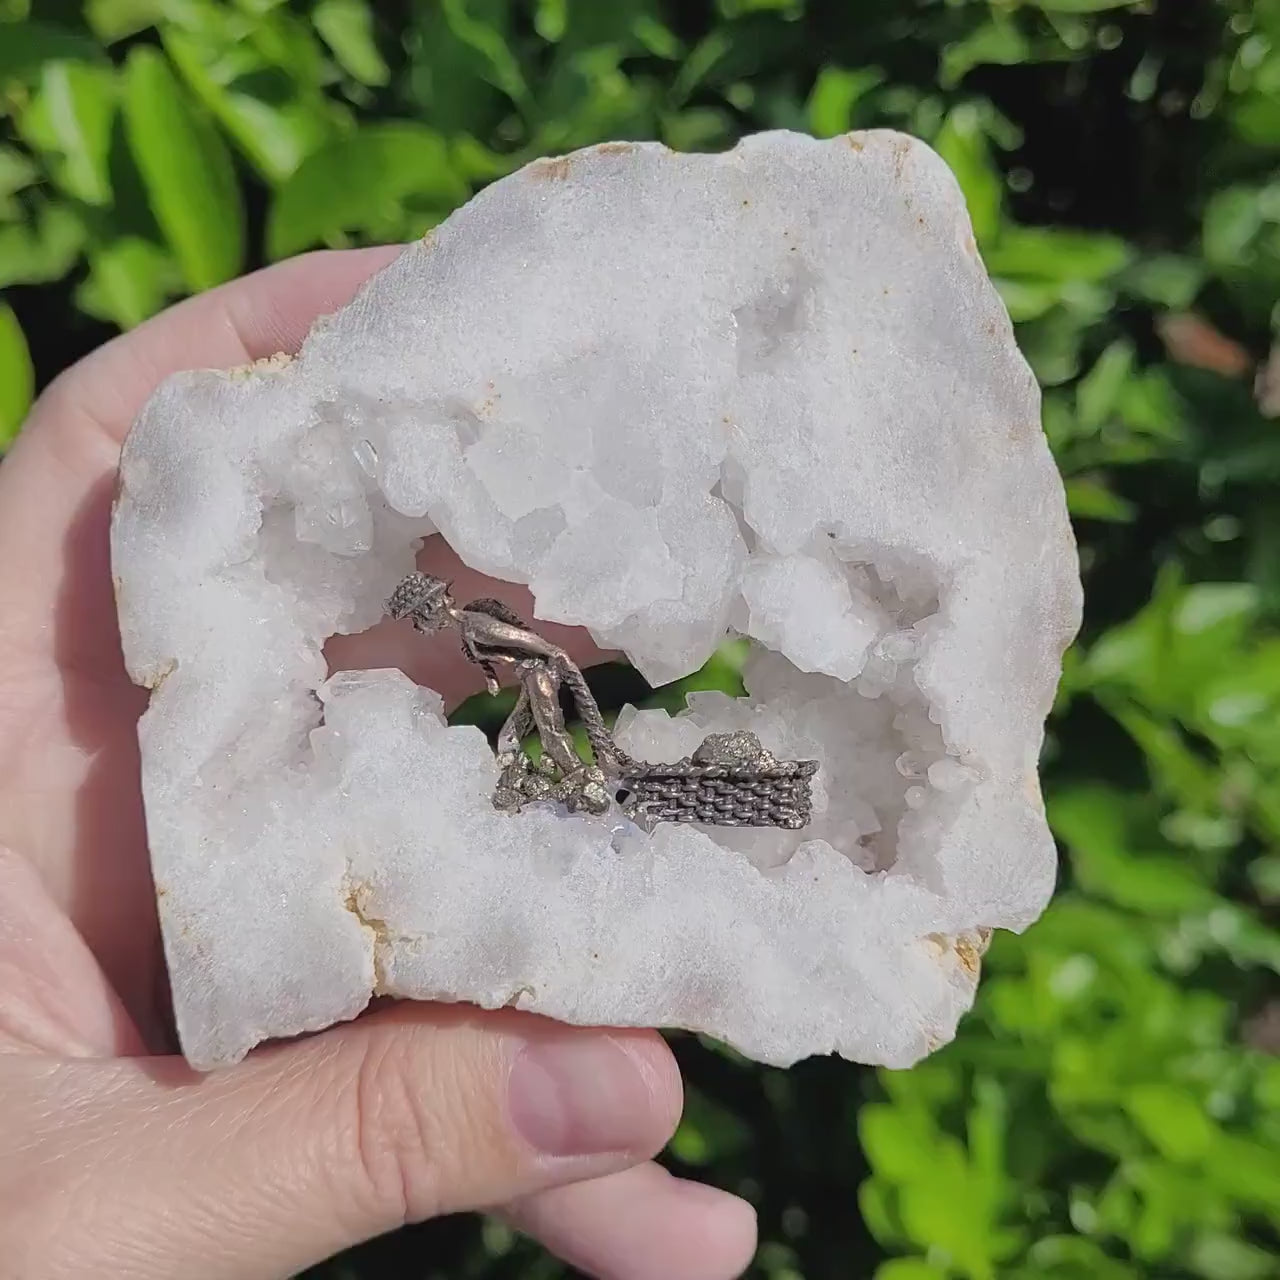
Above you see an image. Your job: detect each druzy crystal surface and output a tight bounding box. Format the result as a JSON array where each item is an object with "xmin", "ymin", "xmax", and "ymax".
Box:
[{"xmin": 112, "ymin": 131, "xmax": 1081, "ymax": 1070}]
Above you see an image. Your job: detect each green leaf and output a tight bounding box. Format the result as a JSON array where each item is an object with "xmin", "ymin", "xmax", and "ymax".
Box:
[
  {"xmin": 1021, "ymin": 1235, "xmax": 1144, "ymax": 1279},
  {"xmin": 934, "ymin": 105, "xmax": 1002, "ymax": 245},
  {"xmin": 898, "ymin": 1158, "xmax": 998, "ymax": 1279},
  {"xmin": 75, "ymin": 236, "xmax": 181, "ymax": 328},
  {"xmin": 1201, "ymin": 1134, "xmax": 1280, "ymax": 1211},
  {"xmin": 0, "ymin": 202, "xmax": 85, "ymax": 287},
  {"xmin": 1203, "ymin": 187, "xmax": 1264, "ymax": 271},
  {"xmin": 313, "ymin": 0, "xmax": 390, "ymax": 87},
  {"xmin": 806, "ymin": 66, "xmax": 883, "ymax": 138},
  {"xmin": 122, "ymin": 46, "xmax": 244, "ymax": 292},
  {"xmin": 450, "ymin": 134, "xmax": 519, "ymax": 183},
  {"xmin": 859, "ymin": 1177, "xmax": 907, "ymax": 1247},
  {"xmin": 1077, "ymin": 340, "xmax": 1135, "ymax": 432},
  {"xmin": 267, "ymin": 122, "xmax": 468, "ymax": 259},
  {"xmin": 19, "ymin": 61, "xmax": 117, "ymax": 206},
  {"xmin": 940, "ymin": 20, "xmax": 1031, "ymax": 90},
  {"xmin": 1105, "ymin": 701, "xmax": 1223, "ymax": 812},
  {"xmin": 874, "ymin": 1261, "xmax": 949, "ymax": 1280},
  {"xmin": 859, "ymin": 1104, "xmax": 940, "ymax": 1185},
  {"xmin": 1065, "ymin": 476, "xmax": 1137, "ymax": 522},
  {"xmin": 1050, "ymin": 785, "xmax": 1216, "ymax": 914},
  {"xmin": 717, "ymin": 0, "xmax": 803, "ymax": 15},
  {"xmin": 1123, "ymin": 254, "xmax": 1205, "ymax": 308},
  {"xmin": 162, "ymin": 28, "xmax": 341, "ymax": 184},
  {"xmin": 440, "ymin": 0, "xmax": 529, "ymax": 112},
  {"xmin": 632, "ymin": 13, "xmax": 682, "ymax": 60},
  {"xmin": 85, "ymin": 0, "xmax": 171, "ymax": 41},
  {"xmin": 1124, "ymin": 1083, "xmax": 1215, "ymax": 1162},
  {"xmin": 1084, "ymin": 572, "xmax": 1261, "ymax": 714},
  {"xmin": 534, "ymin": 0, "xmax": 567, "ymax": 42},
  {"xmin": 995, "ymin": 277, "xmax": 1061, "ymax": 323},
  {"xmin": 1189, "ymin": 1233, "xmax": 1280, "ymax": 1280},
  {"xmin": 1024, "ymin": 0, "xmax": 1141, "ymax": 10},
  {"xmin": 0, "ymin": 302, "xmax": 34, "ymax": 447},
  {"xmin": 1018, "ymin": 307, "xmax": 1091, "ymax": 386},
  {"xmin": 986, "ymin": 226, "xmax": 1131, "ymax": 282},
  {"xmin": 0, "ymin": 21, "xmax": 104, "ymax": 84},
  {"xmin": 0, "ymin": 146, "xmax": 39, "ymax": 216},
  {"xmin": 669, "ymin": 29, "xmax": 732, "ymax": 108},
  {"xmin": 663, "ymin": 106, "xmax": 734, "ymax": 152}
]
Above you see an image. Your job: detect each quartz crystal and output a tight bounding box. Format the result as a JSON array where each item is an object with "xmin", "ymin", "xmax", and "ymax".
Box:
[{"xmin": 111, "ymin": 130, "xmax": 1082, "ymax": 1070}]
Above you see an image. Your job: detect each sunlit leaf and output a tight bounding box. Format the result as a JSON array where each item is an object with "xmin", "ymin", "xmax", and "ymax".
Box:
[
  {"xmin": 874, "ymin": 1261, "xmax": 949, "ymax": 1280},
  {"xmin": 632, "ymin": 14, "xmax": 682, "ymax": 60},
  {"xmin": 1024, "ymin": 0, "xmax": 1142, "ymax": 10},
  {"xmin": 1125, "ymin": 1083, "xmax": 1215, "ymax": 1162},
  {"xmin": 0, "ymin": 301, "xmax": 34, "ymax": 447},
  {"xmin": 0, "ymin": 146, "xmax": 39, "ymax": 215},
  {"xmin": 859, "ymin": 1177, "xmax": 908, "ymax": 1247},
  {"xmin": 935, "ymin": 105, "xmax": 1002, "ymax": 245},
  {"xmin": 19, "ymin": 60, "xmax": 116, "ymax": 206},
  {"xmin": 85, "ymin": 0, "xmax": 171, "ymax": 41},
  {"xmin": 986, "ymin": 226, "xmax": 1131, "ymax": 282},
  {"xmin": 533, "ymin": 0, "xmax": 567, "ymax": 42},
  {"xmin": 313, "ymin": 0, "xmax": 389, "ymax": 87},
  {"xmin": 1077, "ymin": 340, "xmax": 1135, "ymax": 432},
  {"xmin": 859, "ymin": 1104, "xmax": 941, "ymax": 1184},
  {"xmin": 1202, "ymin": 1134, "xmax": 1280, "ymax": 1210},
  {"xmin": 162, "ymin": 27, "xmax": 343, "ymax": 183},
  {"xmin": 267, "ymin": 122, "xmax": 467, "ymax": 258},
  {"xmin": 0, "ymin": 202, "xmax": 85, "ymax": 287},
  {"xmin": 806, "ymin": 66, "xmax": 883, "ymax": 138},
  {"xmin": 450, "ymin": 133, "xmax": 519, "ymax": 182},
  {"xmin": 440, "ymin": 0, "xmax": 529, "ymax": 112},
  {"xmin": 123, "ymin": 47, "xmax": 243, "ymax": 292},
  {"xmin": 941, "ymin": 19, "xmax": 1031, "ymax": 89},
  {"xmin": 663, "ymin": 106, "xmax": 734, "ymax": 152},
  {"xmin": 75, "ymin": 235, "xmax": 180, "ymax": 328},
  {"xmin": 1203, "ymin": 187, "xmax": 1264, "ymax": 270},
  {"xmin": 1066, "ymin": 476, "xmax": 1137, "ymax": 522},
  {"xmin": 1050, "ymin": 785, "xmax": 1216, "ymax": 914},
  {"xmin": 1188, "ymin": 1234, "xmax": 1279, "ymax": 1280},
  {"xmin": 669, "ymin": 29, "xmax": 732, "ymax": 108},
  {"xmin": 717, "ymin": 0, "xmax": 803, "ymax": 16},
  {"xmin": 1123, "ymin": 254, "xmax": 1205, "ymax": 308}
]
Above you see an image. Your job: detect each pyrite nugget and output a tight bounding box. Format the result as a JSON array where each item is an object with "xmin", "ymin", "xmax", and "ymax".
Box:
[{"xmin": 387, "ymin": 572, "xmax": 817, "ymax": 829}]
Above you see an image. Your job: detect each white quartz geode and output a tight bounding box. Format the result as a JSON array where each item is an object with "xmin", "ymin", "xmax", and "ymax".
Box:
[{"xmin": 111, "ymin": 130, "xmax": 1081, "ymax": 1071}]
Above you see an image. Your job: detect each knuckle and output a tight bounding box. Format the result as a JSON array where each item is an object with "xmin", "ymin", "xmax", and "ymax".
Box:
[{"xmin": 340, "ymin": 1025, "xmax": 490, "ymax": 1227}]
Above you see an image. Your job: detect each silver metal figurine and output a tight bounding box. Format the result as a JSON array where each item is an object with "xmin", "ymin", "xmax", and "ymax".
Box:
[{"xmin": 387, "ymin": 572, "xmax": 817, "ymax": 829}]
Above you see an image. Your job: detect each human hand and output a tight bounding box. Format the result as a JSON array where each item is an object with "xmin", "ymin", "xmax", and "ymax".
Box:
[{"xmin": 0, "ymin": 247, "xmax": 758, "ymax": 1280}]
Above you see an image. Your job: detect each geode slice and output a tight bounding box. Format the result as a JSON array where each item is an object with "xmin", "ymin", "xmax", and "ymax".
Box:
[{"xmin": 111, "ymin": 130, "xmax": 1082, "ymax": 1071}]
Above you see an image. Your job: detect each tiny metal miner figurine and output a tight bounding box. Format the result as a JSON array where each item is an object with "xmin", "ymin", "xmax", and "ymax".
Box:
[{"xmin": 387, "ymin": 571, "xmax": 818, "ymax": 829}]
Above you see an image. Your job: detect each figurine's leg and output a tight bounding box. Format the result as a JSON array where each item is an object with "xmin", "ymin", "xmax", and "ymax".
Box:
[
  {"xmin": 493, "ymin": 675, "xmax": 555, "ymax": 813},
  {"xmin": 526, "ymin": 664, "xmax": 582, "ymax": 777},
  {"xmin": 497, "ymin": 681, "xmax": 535, "ymax": 757}
]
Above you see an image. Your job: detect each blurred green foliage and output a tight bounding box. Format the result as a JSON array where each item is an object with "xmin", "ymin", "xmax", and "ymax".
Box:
[{"xmin": 4, "ymin": 1, "xmax": 1280, "ymax": 1277}]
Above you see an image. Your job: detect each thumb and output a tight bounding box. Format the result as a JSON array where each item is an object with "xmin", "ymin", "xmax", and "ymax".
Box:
[{"xmin": 7, "ymin": 1004, "xmax": 682, "ymax": 1280}]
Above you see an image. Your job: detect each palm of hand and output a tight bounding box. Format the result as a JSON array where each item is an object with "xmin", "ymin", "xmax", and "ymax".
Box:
[{"xmin": 0, "ymin": 248, "xmax": 755, "ymax": 1280}]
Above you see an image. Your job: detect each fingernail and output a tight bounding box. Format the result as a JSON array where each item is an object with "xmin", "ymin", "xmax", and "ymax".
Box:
[{"xmin": 509, "ymin": 1034, "xmax": 654, "ymax": 1157}]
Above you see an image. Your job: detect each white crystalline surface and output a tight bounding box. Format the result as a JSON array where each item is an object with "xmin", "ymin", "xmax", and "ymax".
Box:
[{"xmin": 111, "ymin": 130, "xmax": 1081, "ymax": 1071}]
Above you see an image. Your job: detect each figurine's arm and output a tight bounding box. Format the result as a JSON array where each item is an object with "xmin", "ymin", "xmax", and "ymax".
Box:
[
  {"xmin": 457, "ymin": 611, "xmax": 636, "ymax": 775},
  {"xmin": 459, "ymin": 614, "xmax": 568, "ymax": 665}
]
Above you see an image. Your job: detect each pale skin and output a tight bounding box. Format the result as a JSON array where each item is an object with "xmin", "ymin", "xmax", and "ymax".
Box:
[{"xmin": 0, "ymin": 247, "xmax": 757, "ymax": 1279}]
